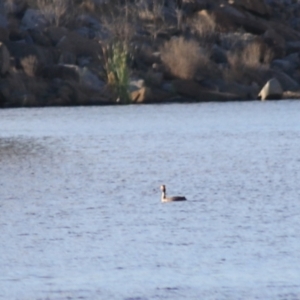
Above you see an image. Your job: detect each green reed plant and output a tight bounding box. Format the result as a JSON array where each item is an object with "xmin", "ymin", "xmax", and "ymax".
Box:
[{"xmin": 103, "ymin": 42, "xmax": 131, "ymax": 104}]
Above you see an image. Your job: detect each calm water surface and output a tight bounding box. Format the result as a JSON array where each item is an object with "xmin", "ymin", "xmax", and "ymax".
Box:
[{"xmin": 1, "ymin": 101, "xmax": 300, "ymax": 300}]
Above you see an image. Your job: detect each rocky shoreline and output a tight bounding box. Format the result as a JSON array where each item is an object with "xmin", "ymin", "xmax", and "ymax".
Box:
[{"xmin": 1, "ymin": 0, "xmax": 300, "ymax": 107}]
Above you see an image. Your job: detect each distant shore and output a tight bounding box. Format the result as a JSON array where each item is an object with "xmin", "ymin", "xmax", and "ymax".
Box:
[{"xmin": 1, "ymin": 0, "xmax": 300, "ymax": 108}]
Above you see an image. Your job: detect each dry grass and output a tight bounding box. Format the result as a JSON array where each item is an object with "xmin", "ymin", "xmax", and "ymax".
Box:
[
  {"xmin": 136, "ymin": 0, "xmax": 176, "ymax": 39},
  {"xmin": 189, "ymin": 12, "xmax": 219, "ymax": 45},
  {"xmin": 95, "ymin": 0, "xmax": 137, "ymax": 44},
  {"xmin": 37, "ymin": 0, "xmax": 75, "ymax": 27},
  {"xmin": 224, "ymin": 41, "xmax": 274, "ymax": 84},
  {"xmin": 101, "ymin": 13, "xmax": 135, "ymax": 45},
  {"xmin": 160, "ymin": 37, "xmax": 209, "ymax": 80},
  {"xmin": 20, "ymin": 55, "xmax": 39, "ymax": 77}
]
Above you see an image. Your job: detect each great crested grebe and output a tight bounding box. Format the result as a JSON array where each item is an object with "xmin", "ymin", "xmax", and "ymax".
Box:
[{"xmin": 160, "ymin": 185, "xmax": 187, "ymax": 202}]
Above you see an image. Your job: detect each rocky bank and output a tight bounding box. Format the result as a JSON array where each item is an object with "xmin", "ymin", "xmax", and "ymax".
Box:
[{"xmin": 1, "ymin": 0, "xmax": 300, "ymax": 107}]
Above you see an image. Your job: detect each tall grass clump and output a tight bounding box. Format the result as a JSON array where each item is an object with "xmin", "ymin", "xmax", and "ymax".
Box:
[{"xmin": 103, "ymin": 42, "xmax": 131, "ymax": 104}]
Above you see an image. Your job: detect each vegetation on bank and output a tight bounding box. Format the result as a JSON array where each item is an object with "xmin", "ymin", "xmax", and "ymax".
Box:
[{"xmin": 1, "ymin": 0, "xmax": 300, "ymax": 107}]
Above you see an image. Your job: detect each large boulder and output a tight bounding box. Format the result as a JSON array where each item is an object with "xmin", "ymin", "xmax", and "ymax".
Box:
[
  {"xmin": 199, "ymin": 6, "xmax": 268, "ymax": 35},
  {"xmin": 0, "ymin": 14, "xmax": 8, "ymax": 28},
  {"xmin": 130, "ymin": 86, "xmax": 174, "ymax": 103},
  {"xmin": 0, "ymin": 27, "xmax": 9, "ymax": 41},
  {"xmin": 21, "ymin": 9, "xmax": 48, "ymax": 30},
  {"xmin": 263, "ymin": 28, "xmax": 286, "ymax": 59},
  {"xmin": 270, "ymin": 70, "xmax": 300, "ymax": 91},
  {"xmin": 210, "ymin": 44, "xmax": 228, "ymax": 64},
  {"xmin": 286, "ymin": 41, "xmax": 300, "ymax": 54},
  {"xmin": 42, "ymin": 64, "xmax": 104, "ymax": 91},
  {"xmin": 27, "ymin": 28, "xmax": 52, "ymax": 47},
  {"xmin": 271, "ymin": 59, "xmax": 294, "ymax": 75},
  {"xmin": 217, "ymin": 80, "xmax": 259, "ymax": 100},
  {"xmin": 5, "ymin": 41, "xmax": 56, "ymax": 67},
  {"xmin": 269, "ymin": 21, "xmax": 300, "ymax": 42},
  {"xmin": 0, "ymin": 42, "xmax": 10, "ymax": 75},
  {"xmin": 56, "ymin": 31, "xmax": 101, "ymax": 60},
  {"xmin": 78, "ymin": 67, "xmax": 105, "ymax": 91},
  {"xmin": 258, "ymin": 78, "xmax": 283, "ymax": 100},
  {"xmin": 229, "ymin": 0, "xmax": 271, "ymax": 16},
  {"xmin": 42, "ymin": 65, "xmax": 80, "ymax": 81},
  {"xmin": 172, "ymin": 79, "xmax": 241, "ymax": 101},
  {"xmin": 44, "ymin": 26, "xmax": 69, "ymax": 46}
]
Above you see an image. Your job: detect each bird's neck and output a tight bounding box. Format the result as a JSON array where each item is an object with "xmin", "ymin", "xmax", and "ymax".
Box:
[{"xmin": 161, "ymin": 191, "xmax": 166, "ymax": 201}]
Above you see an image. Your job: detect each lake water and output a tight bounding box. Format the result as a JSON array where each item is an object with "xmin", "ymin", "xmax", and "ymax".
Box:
[{"xmin": 1, "ymin": 101, "xmax": 300, "ymax": 300}]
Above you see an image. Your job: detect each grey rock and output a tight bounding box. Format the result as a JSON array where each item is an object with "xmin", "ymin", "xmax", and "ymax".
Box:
[
  {"xmin": 0, "ymin": 42, "xmax": 10, "ymax": 75},
  {"xmin": 78, "ymin": 67, "xmax": 105, "ymax": 91},
  {"xmin": 258, "ymin": 78, "xmax": 283, "ymax": 100},
  {"xmin": 211, "ymin": 44, "xmax": 228, "ymax": 64},
  {"xmin": 21, "ymin": 9, "xmax": 48, "ymax": 30},
  {"xmin": 271, "ymin": 59, "xmax": 294, "ymax": 74},
  {"xmin": 129, "ymin": 79, "xmax": 145, "ymax": 92},
  {"xmin": 270, "ymin": 70, "xmax": 300, "ymax": 91}
]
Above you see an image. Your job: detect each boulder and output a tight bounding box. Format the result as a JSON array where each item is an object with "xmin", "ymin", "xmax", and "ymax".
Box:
[
  {"xmin": 203, "ymin": 6, "xmax": 268, "ymax": 34},
  {"xmin": 131, "ymin": 86, "xmax": 151, "ymax": 103},
  {"xmin": 0, "ymin": 27, "xmax": 9, "ymax": 41},
  {"xmin": 229, "ymin": 0, "xmax": 271, "ymax": 16},
  {"xmin": 0, "ymin": 14, "xmax": 8, "ymax": 28},
  {"xmin": 210, "ymin": 44, "xmax": 228, "ymax": 64},
  {"xmin": 78, "ymin": 67, "xmax": 105, "ymax": 91},
  {"xmin": 270, "ymin": 70, "xmax": 300, "ymax": 91},
  {"xmin": 258, "ymin": 78, "xmax": 283, "ymax": 100},
  {"xmin": 58, "ymin": 51, "xmax": 76, "ymax": 64},
  {"xmin": 217, "ymin": 80, "xmax": 259, "ymax": 100},
  {"xmin": 42, "ymin": 64, "xmax": 104, "ymax": 91},
  {"xmin": 0, "ymin": 1, "xmax": 5, "ymax": 15},
  {"xmin": 0, "ymin": 42, "xmax": 10, "ymax": 75},
  {"xmin": 28, "ymin": 28, "xmax": 52, "ymax": 47},
  {"xmin": 172, "ymin": 79, "xmax": 240, "ymax": 101},
  {"xmin": 263, "ymin": 28, "xmax": 286, "ymax": 59},
  {"xmin": 269, "ymin": 21, "xmax": 300, "ymax": 42},
  {"xmin": 181, "ymin": 0, "xmax": 208, "ymax": 15},
  {"xmin": 144, "ymin": 70, "xmax": 164, "ymax": 87},
  {"xmin": 42, "ymin": 65, "xmax": 80, "ymax": 81},
  {"xmin": 56, "ymin": 31, "xmax": 101, "ymax": 60},
  {"xmin": 130, "ymin": 86, "xmax": 174, "ymax": 103},
  {"xmin": 21, "ymin": 9, "xmax": 48, "ymax": 30},
  {"xmin": 286, "ymin": 41, "xmax": 300, "ymax": 54},
  {"xmin": 284, "ymin": 53, "xmax": 300, "ymax": 68},
  {"xmin": 5, "ymin": 41, "xmax": 56, "ymax": 67},
  {"xmin": 129, "ymin": 78, "xmax": 145, "ymax": 92},
  {"xmin": 44, "ymin": 26, "xmax": 69, "ymax": 46},
  {"xmin": 271, "ymin": 59, "xmax": 294, "ymax": 74}
]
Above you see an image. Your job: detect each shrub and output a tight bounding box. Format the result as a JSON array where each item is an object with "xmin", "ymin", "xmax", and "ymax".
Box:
[
  {"xmin": 160, "ymin": 37, "xmax": 208, "ymax": 80},
  {"xmin": 189, "ymin": 12, "xmax": 219, "ymax": 45},
  {"xmin": 20, "ymin": 55, "xmax": 39, "ymax": 77},
  {"xmin": 103, "ymin": 42, "xmax": 131, "ymax": 104},
  {"xmin": 224, "ymin": 41, "xmax": 274, "ymax": 85},
  {"xmin": 137, "ymin": 0, "xmax": 166, "ymax": 39},
  {"xmin": 37, "ymin": 0, "xmax": 74, "ymax": 27}
]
